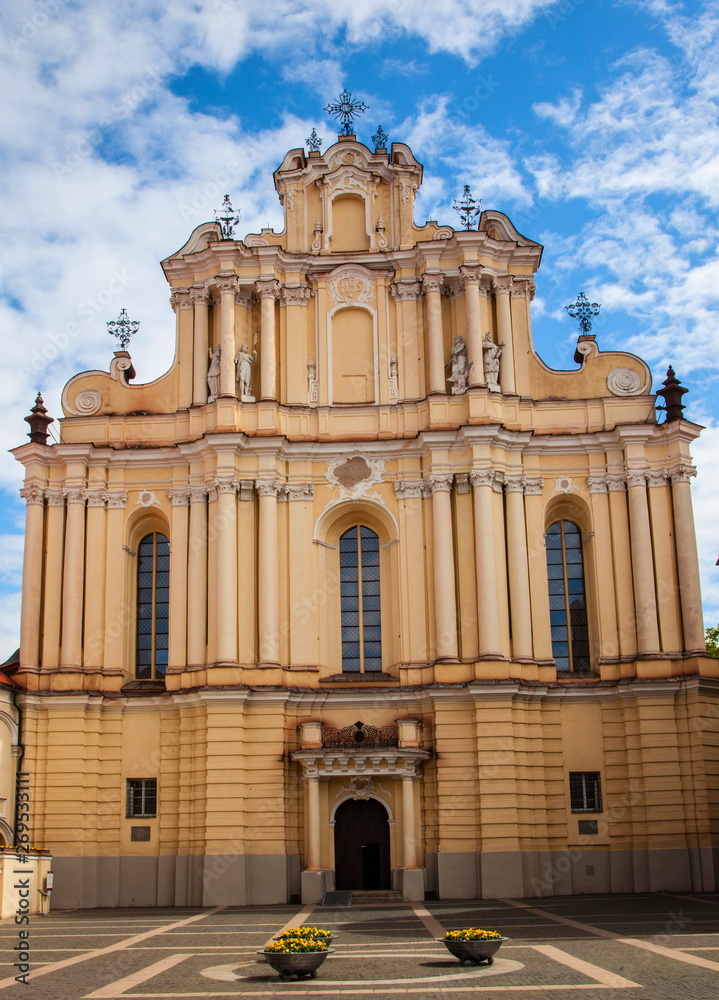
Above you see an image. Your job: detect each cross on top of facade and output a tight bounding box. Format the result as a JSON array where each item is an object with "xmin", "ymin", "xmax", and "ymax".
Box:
[
  {"xmin": 214, "ymin": 194, "xmax": 241, "ymax": 239},
  {"xmin": 107, "ymin": 308, "xmax": 139, "ymax": 351},
  {"xmin": 453, "ymin": 184, "xmax": 482, "ymax": 230},
  {"xmin": 566, "ymin": 291, "xmax": 601, "ymax": 334},
  {"xmin": 324, "ymin": 89, "xmax": 369, "ymax": 136}
]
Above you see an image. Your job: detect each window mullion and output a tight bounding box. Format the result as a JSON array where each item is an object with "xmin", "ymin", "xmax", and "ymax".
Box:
[{"xmin": 357, "ymin": 526, "xmax": 365, "ymax": 673}]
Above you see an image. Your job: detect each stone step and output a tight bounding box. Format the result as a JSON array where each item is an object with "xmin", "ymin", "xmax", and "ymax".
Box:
[{"xmin": 349, "ymin": 890, "xmax": 404, "ymax": 905}]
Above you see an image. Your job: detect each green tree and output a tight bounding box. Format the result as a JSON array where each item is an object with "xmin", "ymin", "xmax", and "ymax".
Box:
[{"xmin": 706, "ymin": 625, "xmax": 719, "ymax": 658}]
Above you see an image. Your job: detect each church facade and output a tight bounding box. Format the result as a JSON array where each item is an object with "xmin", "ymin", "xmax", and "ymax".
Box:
[{"xmin": 12, "ymin": 130, "xmax": 718, "ymax": 908}]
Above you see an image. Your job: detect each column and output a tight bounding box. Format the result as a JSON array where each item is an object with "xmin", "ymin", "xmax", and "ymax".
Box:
[
  {"xmin": 187, "ymin": 486, "xmax": 208, "ymax": 666},
  {"xmin": 256, "ymin": 279, "xmax": 281, "ymax": 400},
  {"xmin": 402, "ymin": 775, "xmax": 418, "ymax": 868},
  {"xmin": 214, "ymin": 477, "xmax": 238, "ymax": 663},
  {"xmin": 606, "ymin": 475, "xmax": 638, "ymax": 658},
  {"xmin": 430, "ymin": 474, "xmax": 458, "ymax": 661},
  {"xmin": 281, "ymin": 285, "xmax": 312, "ymax": 403},
  {"xmin": 670, "ymin": 464, "xmax": 706, "ymax": 653},
  {"xmin": 459, "ymin": 267, "xmax": 484, "ymax": 386},
  {"xmin": 504, "ymin": 477, "xmax": 532, "ymax": 659},
  {"xmin": 216, "ymin": 275, "xmax": 238, "ymax": 396},
  {"xmin": 470, "ymin": 470, "xmax": 501, "ymax": 656},
  {"xmin": 421, "ymin": 274, "xmax": 446, "ymax": 394},
  {"xmin": 306, "ymin": 775, "xmax": 321, "ymax": 870},
  {"xmin": 83, "ymin": 491, "xmax": 107, "ymax": 669},
  {"xmin": 626, "ymin": 470, "xmax": 660, "ymax": 655},
  {"xmin": 587, "ymin": 476, "xmax": 620, "ymax": 660},
  {"xmin": 493, "ymin": 276, "xmax": 516, "ymax": 395},
  {"xmin": 390, "ymin": 281, "xmax": 422, "ymax": 397},
  {"xmin": 61, "ymin": 488, "xmax": 87, "ymax": 668},
  {"xmin": 523, "ymin": 477, "xmax": 552, "ymax": 661},
  {"xmin": 257, "ymin": 479, "xmax": 280, "ymax": 664},
  {"xmin": 102, "ymin": 491, "xmax": 128, "ymax": 672},
  {"xmin": 19, "ymin": 485, "xmax": 45, "ymax": 670},
  {"xmin": 191, "ymin": 288, "xmax": 211, "ymax": 405},
  {"xmin": 42, "ymin": 490, "xmax": 65, "ymax": 668},
  {"xmin": 170, "ymin": 288, "xmax": 194, "ymax": 408},
  {"xmin": 168, "ymin": 489, "xmax": 190, "ymax": 671}
]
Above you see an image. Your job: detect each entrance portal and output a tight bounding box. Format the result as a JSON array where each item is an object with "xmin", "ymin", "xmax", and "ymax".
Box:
[{"xmin": 334, "ymin": 798, "xmax": 391, "ymax": 890}]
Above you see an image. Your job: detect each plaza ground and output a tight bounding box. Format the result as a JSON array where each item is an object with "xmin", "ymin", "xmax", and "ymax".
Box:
[{"xmin": 0, "ymin": 892, "xmax": 718, "ymax": 998}]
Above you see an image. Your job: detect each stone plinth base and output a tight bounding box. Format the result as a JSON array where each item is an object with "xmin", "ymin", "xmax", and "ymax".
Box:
[{"xmin": 400, "ymin": 867, "xmax": 425, "ymax": 900}]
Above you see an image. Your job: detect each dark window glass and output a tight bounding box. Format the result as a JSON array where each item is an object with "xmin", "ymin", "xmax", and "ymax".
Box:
[
  {"xmin": 126, "ymin": 778, "xmax": 157, "ymax": 817},
  {"xmin": 569, "ymin": 772, "xmax": 602, "ymax": 812},
  {"xmin": 339, "ymin": 526, "xmax": 382, "ymax": 673},
  {"xmin": 545, "ymin": 521, "xmax": 590, "ymax": 672},
  {"xmin": 135, "ymin": 533, "xmax": 170, "ymax": 680}
]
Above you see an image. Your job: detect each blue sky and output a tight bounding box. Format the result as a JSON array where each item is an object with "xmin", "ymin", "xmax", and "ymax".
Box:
[{"xmin": 1, "ymin": 0, "xmax": 718, "ymax": 653}]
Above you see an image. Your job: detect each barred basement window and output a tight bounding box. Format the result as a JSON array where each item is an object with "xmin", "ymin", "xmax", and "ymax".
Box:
[
  {"xmin": 339, "ymin": 526, "xmax": 382, "ymax": 672},
  {"xmin": 136, "ymin": 532, "xmax": 170, "ymax": 679},
  {"xmin": 569, "ymin": 772, "xmax": 602, "ymax": 813},
  {"xmin": 126, "ymin": 778, "xmax": 157, "ymax": 818},
  {"xmin": 545, "ymin": 520, "xmax": 590, "ymax": 672}
]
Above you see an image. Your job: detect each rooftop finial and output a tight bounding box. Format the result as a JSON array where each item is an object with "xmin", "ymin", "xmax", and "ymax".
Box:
[
  {"xmin": 656, "ymin": 365, "xmax": 688, "ymax": 422},
  {"xmin": 453, "ymin": 184, "xmax": 482, "ymax": 230},
  {"xmin": 324, "ymin": 89, "xmax": 369, "ymax": 137},
  {"xmin": 25, "ymin": 392, "xmax": 54, "ymax": 445},
  {"xmin": 214, "ymin": 194, "xmax": 240, "ymax": 239},
  {"xmin": 306, "ymin": 128, "xmax": 323, "ymax": 153},
  {"xmin": 107, "ymin": 308, "xmax": 139, "ymax": 352},
  {"xmin": 372, "ymin": 125, "xmax": 389, "ymax": 149},
  {"xmin": 566, "ymin": 292, "xmax": 600, "ymax": 335}
]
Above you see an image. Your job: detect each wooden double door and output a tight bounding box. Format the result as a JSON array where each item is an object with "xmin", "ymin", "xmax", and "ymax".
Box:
[{"xmin": 334, "ymin": 798, "xmax": 391, "ymax": 890}]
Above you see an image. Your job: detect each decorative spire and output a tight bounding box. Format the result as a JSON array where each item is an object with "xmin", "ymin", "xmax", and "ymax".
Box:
[
  {"xmin": 214, "ymin": 194, "xmax": 241, "ymax": 239},
  {"xmin": 656, "ymin": 365, "xmax": 688, "ymax": 422},
  {"xmin": 25, "ymin": 392, "xmax": 54, "ymax": 445},
  {"xmin": 107, "ymin": 308, "xmax": 139, "ymax": 352},
  {"xmin": 324, "ymin": 89, "xmax": 369, "ymax": 137},
  {"xmin": 453, "ymin": 184, "xmax": 482, "ymax": 230},
  {"xmin": 372, "ymin": 125, "xmax": 389, "ymax": 149},
  {"xmin": 306, "ymin": 128, "xmax": 323, "ymax": 153},
  {"xmin": 566, "ymin": 292, "xmax": 600, "ymax": 335}
]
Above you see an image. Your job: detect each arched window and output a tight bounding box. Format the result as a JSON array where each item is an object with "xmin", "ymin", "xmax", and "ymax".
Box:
[
  {"xmin": 339, "ymin": 526, "xmax": 382, "ymax": 673},
  {"xmin": 136, "ymin": 533, "xmax": 170, "ymax": 679},
  {"xmin": 545, "ymin": 520, "xmax": 590, "ymax": 672}
]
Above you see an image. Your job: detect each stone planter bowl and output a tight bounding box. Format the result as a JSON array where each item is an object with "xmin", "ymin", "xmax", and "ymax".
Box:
[
  {"xmin": 259, "ymin": 948, "xmax": 334, "ymax": 981},
  {"xmin": 440, "ymin": 936, "xmax": 507, "ymax": 966}
]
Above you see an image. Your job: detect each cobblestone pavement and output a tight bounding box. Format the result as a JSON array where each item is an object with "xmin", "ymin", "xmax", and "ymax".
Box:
[{"xmin": 0, "ymin": 892, "xmax": 717, "ymax": 999}]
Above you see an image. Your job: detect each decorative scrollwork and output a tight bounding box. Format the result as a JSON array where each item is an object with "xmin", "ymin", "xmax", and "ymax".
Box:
[
  {"xmin": 71, "ymin": 390, "xmax": 102, "ymax": 415},
  {"xmin": 607, "ymin": 368, "xmax": 644, "ymax": 396},
  {"xmin": 322, "ymin": 721, "xmax": 398, "ymax": 748}
]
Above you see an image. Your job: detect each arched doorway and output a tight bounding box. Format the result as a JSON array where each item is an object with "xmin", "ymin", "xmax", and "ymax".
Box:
[{"xmin": 334, "ymin": 798, "xmax": 391, "ymax": 891}]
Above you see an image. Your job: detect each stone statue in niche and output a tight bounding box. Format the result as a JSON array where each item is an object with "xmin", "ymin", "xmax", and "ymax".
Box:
[
  {"xmin": 388, "ymin": 354, "xmax": 398, "ymax": 401},
  {"xmin": 482, "ymin": 332, "xmax": 502, "ymax": 390},
  {"xmin": 235, "ymin": 344, "xmax": 257, "ymax": 399},
  {"xmin": 207, "ymin": 346, "xmax": 221, "ymax": 398},
  {"xmin": 447, "ymin": 335, "xmax": 471, "ymax": 394}
]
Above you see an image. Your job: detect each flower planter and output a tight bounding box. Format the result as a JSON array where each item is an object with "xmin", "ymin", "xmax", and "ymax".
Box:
[
  {"xmin": 259, "ymin": 948, "xmax": 334, "ymax": 981},
  {"xmin": 440, "ymin": 937, "xmax": 507, "ymax": 966}
]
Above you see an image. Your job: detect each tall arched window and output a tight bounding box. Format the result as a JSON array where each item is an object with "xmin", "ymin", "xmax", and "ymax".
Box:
[
  {"xmin": 340, "ymin": 526, "xmax": 382, "ymax": 673},
  {"xmin": 545, "ymin": 520, "xmax": 590, "ymax": 672},
  {"xmin": 136, "ymin": 533, "xmax": 170, "ymax": 679}
]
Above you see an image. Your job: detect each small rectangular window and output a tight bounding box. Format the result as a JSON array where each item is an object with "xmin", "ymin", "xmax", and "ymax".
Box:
[
  {"xmin": 126, "ymin": 778, "xmax": 157, "ymax": 818},
  {"xmin": 569, "ymin": 772, "xmax": 602, "ymax": 813}
]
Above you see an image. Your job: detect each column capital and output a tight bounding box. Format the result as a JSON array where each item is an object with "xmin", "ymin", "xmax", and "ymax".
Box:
[
  {"xmin": 669, "ymin": 463, "xmax": 697, "ymax": 484},
  {"xmin": 85, "ymin": 489, "xmax": 107, "ymax": 507},
  {"xmin": 255, "ymin": 278, "xmax": 281, "ymax": 300},
  {"xmin": 429, "ymin": 473, "xmax": 453, "ymax": 493},
  {"xmin": 214, "ymin": 476, "xmax": 240, "ymax": 495},
  {"xmin": 523, "ymin": 477, "xmax": 544, "ymax": 496},
  {"xmin": 103, "ymin": 490, "xmax": 128, "ymax": 508},
  {"xmin": 255, "ymin": 478, "xmax": 282, "ymax": 498},
  {"xmin": 169, "ymin": 288, "xmax": 193, "ymax": 311},
  {"xmin": 20, "ymin": 484, "xmax": 45, "ymax": 505},
  {"xmin": 63, "ymin": 487, "xmax": 88, "ymax": 505},
  {"xmin": 215, "ymin": 273, "xmax": 240, "ymax": 295},
  {"xmin": 390, "ymin": 280, "xmax": 421, "ymax": 301},
  {"xmin": 235, "ymin": 285, "xmax": 255, "ymax": 307},
  {"xmin": 188, "ymin": 484, "xmax": 209, "ymax": 503},
  {"xmin": 394, "ymin": 480, "xmax": 431, "ymax": 498},
  {"xmin": 605, "ymin": 474, "xmax": 627, "ymax": 492},
  {"xmin": 459, "ymin": 265, "xmax": 483, "ymax": 287},
  {"xmin": 504, "ymin": 476, "xmax": 525, "ymax": 493},
  {"xmin": 189, "ymin": 287, "xmax": 212, "ymax": 307},
  {"xmin": 469, "ymin": 468, "xmax": 495, "ymax": 489},
  {"xmin": 420, "ymin": 273, "xmax": 445, "ymax": 295},
  {"xmin": 646, "ymin": 470, "xmax": 669, "ymax": 488},
  {"xmin": 454, "ymin": 473, "xmax": 470, "ymax": 494},
  {"xmin": 511, "ymin": 277, "xmax": 536, "ymax": 300},
  {"xmin": 280, "ymin": 284, "xmax": 313, "ymax": 306},
  {"xmin": 587, "ymin": 475, "xmax": 609, "ymax": 494},
  {"xmin": 167, "ymin": 488, "xmax": 191, "ymax": 506},
  {"xmin": 278, "ymin": 483, "xmax": 316, "ymax": 501},
  {"xmin": 492, "ymin": 274, "xmax": 513, "ymax": 295},
  {"xmin": 625, "ymin": 469, "xmax": 648, "ymax": 489}
]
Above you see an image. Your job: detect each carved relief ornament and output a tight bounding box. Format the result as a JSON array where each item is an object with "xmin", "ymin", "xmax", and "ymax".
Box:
[
  {"xmin": 390, "ymin": 280, "xmax": 421, "ymax": 301},
  {"xmin": 393, "ymin": 480, "xmax": 431, "ymax": 499},
  {"xmin": 421, "ymin": 273, "xmax": 445, "ymax": 296},
  {"xmin": 326, "ymin": 266, "xmax": 375, "ymax": 306},
  {"xmin": 669, "ymin": 463, "xmax": 697, "ymax": 484},
  {"xmin": 281, "ymin": 284, "xmax": 313, "ymax": 306},
  {"xmin": 20, "ymin": 485, "xmax": 45, "ymax": 505}
]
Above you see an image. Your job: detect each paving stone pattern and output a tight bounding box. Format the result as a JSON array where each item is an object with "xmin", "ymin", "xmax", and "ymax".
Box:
[{"xmin": 0, "ymin": 893, "xmax": 717, "ymax": 998}]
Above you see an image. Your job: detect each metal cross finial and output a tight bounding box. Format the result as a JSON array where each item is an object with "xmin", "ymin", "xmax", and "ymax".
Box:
[
  {"xmin": 566, "ymin": 292, "xmax": 601, "ymax": 334},
  {"xmin": 306, "ymin": 128, "xmax": 323, "ymax": 153},
  {"xmin": 214, "ymin": 194, "xmax": 241, "ymax": 239},
  {"xmin": 324, "ymin": 89, "xmax": 369, "ymax": 136},
  {"xmin": 107, "ymin": 308, "xmax": 139, "ymax": 351},
  {"xmin": 372, "ymin": 125, "xmax": 389, "ymax": 149},
  {"xmin": 453, "ymin": 184, "xmax": 482, "ymax": 230}
]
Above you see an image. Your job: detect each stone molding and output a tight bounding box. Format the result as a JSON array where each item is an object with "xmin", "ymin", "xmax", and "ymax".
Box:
[
  {"xmin": 291, "ymin": 747, "xmax": 431, "ymax": 779},
  {"xmin": 213, "ymin": 476, "xmax": 241, "ymax": 495},
  {"xmin": 167, "ymin": 488, "xmax": 191, "ymax": 506},
  {"xmin": 646, "ymin": 470, "xmax": 669, "ymax": 488},
  {"xmin": 63, "ymin": 488, "xmax": 88, "ymax": 505},
  {"xmin": 429, "ymin": 474, "xmax": 454, "ymax": 494},
  {"xmin": 104, "ymin": 491, "xmax": 128, "ymax": 509},
  {"xmin": 605, "ymin": 475, "xmax": 627, "ymax": 493},
  {"xmin": 215, "ymin": 274, "xmax": 240, "ymax": 295},
  {"xmin": 625, "ymin": 470, "xmax": 649, "ymax": 489},
  {"xmin": 523, "ymin": 477, "xmax": 545, "ymax": 496},
  {"xmin": 504, "ymin": 476, "xmax": 525, "ymax": 494},
  {"xmin": 187, "ymin": 485, "xmax": 209, "ymax": 503},
  {"xmin": 169, "ymin": 289, "xmax": 193, "ymax": 311},
  {"xmin": 492, "ymin": 274, "xmax": 513, "ymax": 295},
  {"xmin": 326, "ymin": 266, "xmax": 375, "ymax": 306},
  {"xmin": 669, "ymin": 463, "xmax": 697, "ymax": 484},
  {"xmin": 280, "ymin": 284, "xmax": 313, "ymax": 306},
  {"xmin": 454, "ymin": 473, "xmax": 470, "ymax": 494},
  {"xmin": 255, "ymin": 479, "xmax": 283, "ymax": 498},
  {"xmin": 469, "ymin": 469, "xmax": 496, "ymax": 490},
  {"xmin": 189, "ymin": 287, "xmax": 212, "ymax": 308},
  {"xmin": 511, "ymin": 278, "xmax": 536, "ymax": 300},
  {"xmin": 277, "ymin": 483, "xmax": 315, "ymax": 502},
  {"xmin": 458, "ymin": 265, "xmax": 483, "ymax": 287},
  {"xmin": 587, "ymin": 476, "xmax": 609, "ymax": 494},
  {"xmin": 85, "ymin": 490, "xmax": 108, "ymax": 507}
]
